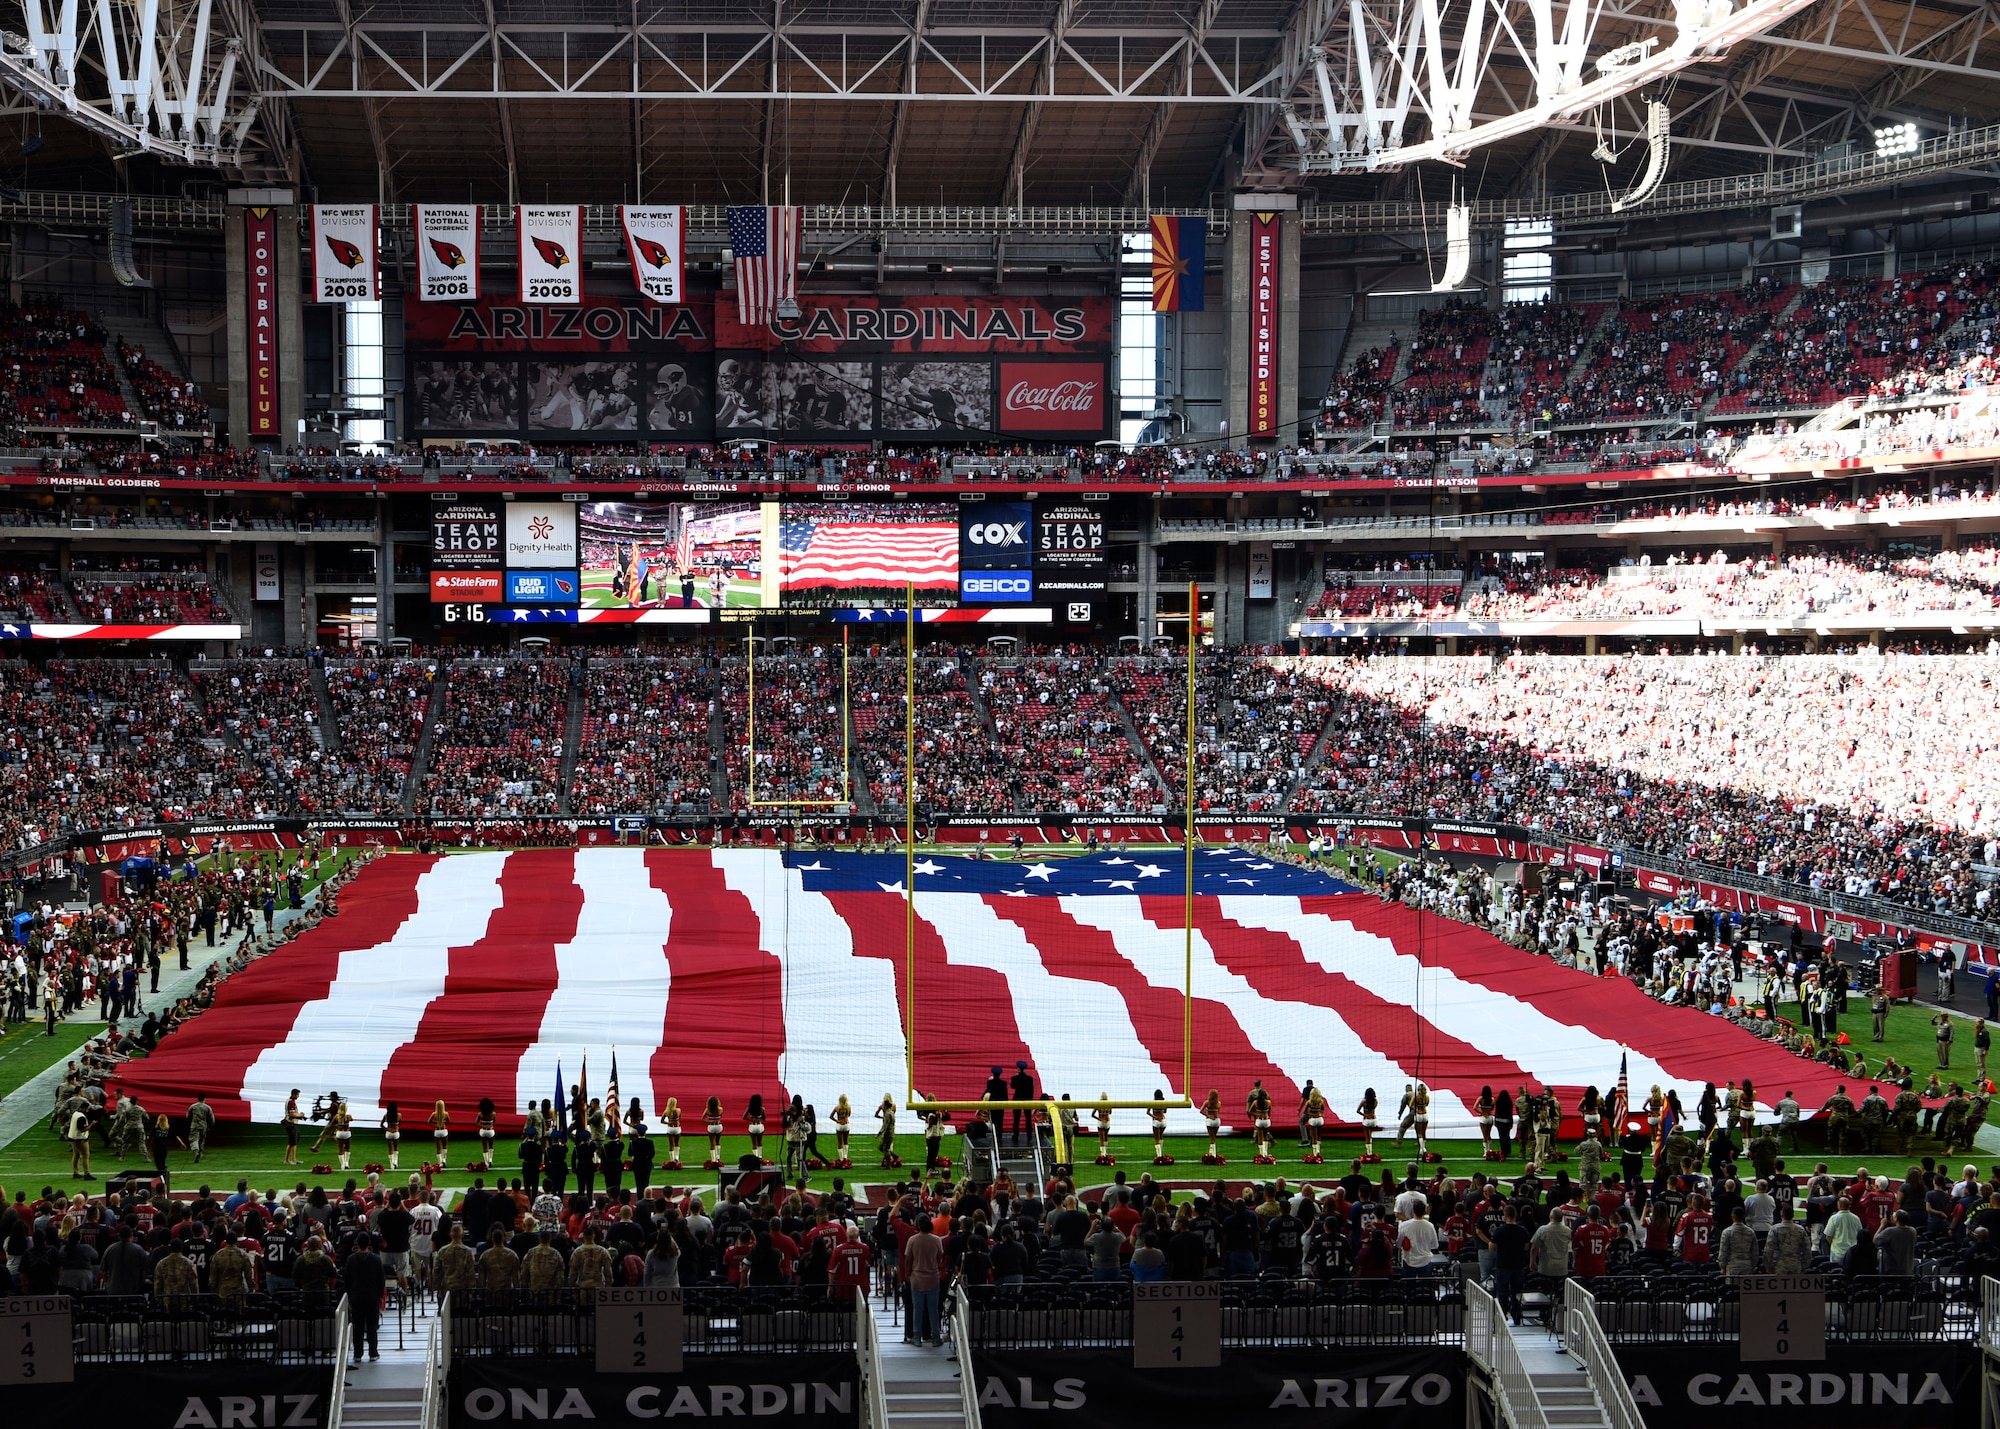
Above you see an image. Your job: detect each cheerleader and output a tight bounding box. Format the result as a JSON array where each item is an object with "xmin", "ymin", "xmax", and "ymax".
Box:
[
  {"xmin": 1093, "ymin": 1095, "xmax": 1114, "ymax": 1165},
  {"xmin": 663, "ymin": 1098, "xmax": 683, "ymax": 1169},
  {"xmin": 1411, "ymin": 1083, "xmax": 1431, "ymax": 1158},
  {"xmin": 745, "ymin": 1094, "xmax": 766, "ymax": 1157},
  {"xmin": 1302, "ymin": 1083, "xmax": 1326, "ymax": 1162},
  {"xmin": 1736, "ymin": 1079, "xmax": 1756, "ymax": 1136},
  {"xmin": 282, "ymin": 1089, "xmax": 302, "ymax": 1166},
  {"xmin": 1149, "ymin": 1091, "xmax": 1171, "ymax": 1164},
  {"xmin": 1579, "ymin": 1085, "xmax": 1602, "ymax": 1144},
  {"xmin": 1644, "ymin": 1085, "xmax": 1665, "ymax": 1143},
  {"xmin": 477, "ymin": 1098, "xmax": 497, "ymax": 1166},
  {"xmin": 381, "ymin": 1102, "xmax": 402, "ymax": 1171},
  {"xmin": 876, "ymin": 1095, "xmax": 900, "ymax": 1168},
  {"xmin": 430, "ymin": 1100, "xmax": 450, "ymax": 1163},
  {"xmin": 922, "ymin": 1109, "xmax": 946, "ymax": 1172},
  {"xmin": 1474, "ymin": 1085, "xmax": 1495, "ymax": 1158},
  {"xmin": 625, "ymin": 1096, "xmax": 646, "ymax": 1139},
  {"xmin": 1201, "ymin": 1089, "xmax": 1224, "ymax": 1163},
  {"xmin": 1248, "ymin": 1082, "xmax": 1275, "ymax": 1163},
  {"xmin": 704, "ymin": 1096, "xmax": 725, "ymax": 1168},
  {"xmin": 333, "ymin": 1099, "xmax": 354, "ymax": 1170},
  {"xmin": 832, "ymin": 1095, "xmax": 852, "ymax": 1166},
  {"xmin": 1357, "ymin": 1088, "xmax": 1380, "ymax": 1161}
]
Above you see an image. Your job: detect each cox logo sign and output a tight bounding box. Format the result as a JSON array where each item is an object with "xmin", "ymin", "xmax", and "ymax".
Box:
[
  {"xmin": 960, "ymin": 503, "xmax": 1033, "ymax": 567},
  {"xmin": 961, "ymin": 571, "xmax": 1033, "ymax": 603},
  {"xmin": 965, "ymin": 520, "xmax": 1026, "ymax": 547}
]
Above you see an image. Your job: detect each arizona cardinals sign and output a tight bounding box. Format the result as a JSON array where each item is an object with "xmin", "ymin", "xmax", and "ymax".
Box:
[
  {"xmin": 619, "ymin": 205, "xmax": 685, "ymax": 304},
  {"xmin": 518, "ymin": 205, "xmax": 583, "ymax": 305},
  {"xmin": 310, "ymin": 205, "xmax": 378, "ymax": 303},
  {"xmin": 415, "ymin": 204, "xmax": 479, "ymax": 303}
]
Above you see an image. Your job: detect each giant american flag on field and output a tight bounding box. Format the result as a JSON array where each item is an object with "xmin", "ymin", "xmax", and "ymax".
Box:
[
  {"xmin": 779, "ymin": 503, "xmax": 958, "ymax": 595},
  {"xmin": 108, "ymin": 848, "xmax": 1850, "ymax": 1135}
]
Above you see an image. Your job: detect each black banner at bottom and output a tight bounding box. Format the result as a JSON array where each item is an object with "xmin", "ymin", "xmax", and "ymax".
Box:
[
  {"xmin": 9, "ymin": 1364, "xmax": 335, "ymax": 1429},
  {"xmin": 1613, "ymin": 1344, "xmax": 1979, "ymax": 1429},
  {"xmin": 450, "ymin": 1356, "xmax": 858, "ymax": 1428},
  {"xmin": 971, "ymin": 1347, "xmax": 1466, "ymax": 1429}
]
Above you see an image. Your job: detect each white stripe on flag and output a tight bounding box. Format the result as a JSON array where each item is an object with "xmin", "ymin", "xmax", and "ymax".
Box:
[
  {"xmin": 714, "ymin": 851, "xmax": 909, "ymax": 1116},
  {"xmin": 1220, "ymin": 897, "xmax": 1701, "ymax": 1122},
  {"xmin": 1058, "ymin": 896, "xmax": 1468, "ymax": 1132},
  {"xmin": 916, "ymin": 891, "xmax": 1176, "ymax": 1118},
  {"xmin": 514, "ymin": 848, "xmax": 673, "ymax": 1120},
  {"xmin": 242, "ymin": 851, "xmax": 511, "ymax": 1123}
]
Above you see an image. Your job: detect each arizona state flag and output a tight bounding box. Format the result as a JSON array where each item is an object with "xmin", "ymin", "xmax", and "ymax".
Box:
[{"xmin": 1150, "ymin": 214, "xmax": 1206, "ymax": 311}]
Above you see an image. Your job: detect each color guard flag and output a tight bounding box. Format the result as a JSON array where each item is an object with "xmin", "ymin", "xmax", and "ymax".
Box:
[
  {"xmin": 726, "ymin": 205, "xmax": 802, "ymax": 325},
  {"xmin": 310, "ymin": 205, "xmax": 378, "ymax": 303},
  {"xmin": 619, "ymin": 206, "xmax": 685, "ymax": 305},
  {"xmin": 1150, "ymin": 214, "xmax": 1206, "ymax": 311},
  {"xmin": 415, "ymin": 205, "xmax": 479, "ymax": 303},
  {"xmin": 518, "ymin": 205, "xmax": 583, "ymax": 304}
]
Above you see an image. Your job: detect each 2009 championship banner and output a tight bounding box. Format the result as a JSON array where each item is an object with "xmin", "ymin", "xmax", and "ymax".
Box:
[
  {"xmin": 449, "ymin": 1356, "xmax": 858, "ymax": 1428},
  {"xmin": 1613, "ymin": 1345, "xmax": 1978, "ymax": 1429},
  {"xmin": 971, "ymin": 1348, "xmax": 1465, "ymax": 1429}
]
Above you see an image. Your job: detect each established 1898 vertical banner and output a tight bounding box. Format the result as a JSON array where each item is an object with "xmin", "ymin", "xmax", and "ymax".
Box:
[
  {"xmin": 243, "ymin": 207, "xmax": 281, "ymax": 438},
  {"xmin": 1248, "ymin": 211, "xmax": 1280, "ymax": 437}
]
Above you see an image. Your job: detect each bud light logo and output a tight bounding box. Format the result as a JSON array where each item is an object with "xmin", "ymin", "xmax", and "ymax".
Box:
[
  {"xmin": 998, "ymin": 362, "xmax": 1105, "ymax": 433},
  {"xmin": 961, "ymin": 571, "xmax": 1033, "ymax": 602},
  {"xmin": 505, "ymin": 570, "xmax": 581, "ymax": 605}
]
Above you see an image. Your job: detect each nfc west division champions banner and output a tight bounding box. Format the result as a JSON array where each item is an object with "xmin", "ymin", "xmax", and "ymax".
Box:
[{"xmin": 405, "ymin": 295, "xmax": 1111, "ymax": 442}]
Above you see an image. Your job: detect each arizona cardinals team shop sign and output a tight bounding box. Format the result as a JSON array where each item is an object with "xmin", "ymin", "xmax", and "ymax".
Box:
[
  {"xmin": 403, "ymin": 295, "xmax": 1110, "ymax": 443},
  {"xmin": 970, "ymin": 1348, "xmax": 1467, "ymax": 1429}
]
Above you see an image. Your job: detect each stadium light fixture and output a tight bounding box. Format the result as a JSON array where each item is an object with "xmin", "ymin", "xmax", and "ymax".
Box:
[
  {"xmin": 1611, "ymin": 101, "xmax": 1672, "ymax": 213},
  {"xmin": 1433, "ymin": 204, "xmax": 1471, "ymax": 291},
  {"xmin": 1874, "ymin": 122, "xmax": 1919, "ymax": 157}
]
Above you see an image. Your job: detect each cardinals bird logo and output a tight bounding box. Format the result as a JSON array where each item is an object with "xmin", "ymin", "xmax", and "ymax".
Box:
[
  {"xmin": 632, "ymin": 235, "xmax": 673, "ymax": 269},
  {"xmin": 324, "ymin": 235, "xmax": 365, "ymax": 269},
  {"xmin": 530, "ymin": 236, "xmax": 570, "ymax": 269},
  {"xmin": 428, "ymin": 236, "xmax": 467, "ymax": 269}
]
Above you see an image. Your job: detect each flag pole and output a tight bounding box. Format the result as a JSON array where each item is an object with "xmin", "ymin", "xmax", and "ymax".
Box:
[
  {"xmin": 904, "ymin": 581, "xmax": 916, "ymax": 1105},
  {"xmin": 1184, "ymin": 578, "xmax": 1196, "ymax": 1103}
]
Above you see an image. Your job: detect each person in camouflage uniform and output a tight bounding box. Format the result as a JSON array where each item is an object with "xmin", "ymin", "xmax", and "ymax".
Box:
[
  {"xmin": 566, "ymin": 1226, "xmax": 614, "ymax": 1289},
  {"xmin": 1858, "ymin": 1086, "xmax": 1890, "ymax": 1154},
  {"xmin": 1966, "ymin": 1089, "xmax": 1991, "ymax": 1148},
  {"xmin": 1894, "ymin": 1085, "xmax": 1924, "ymax": 1155},
  {"xmin": 109, "ymin": 1096, "xmax": 148, "ymax": 1161},
  {"xmin": 433, "ymin": 1223, "xmax": 477, "ymax": 1296},
  {"xmin": 1576, "ymin": 1133, "xmax": 1604, "ymax": 1198},
  {"xmin": 1939, "ymin": 1085, "xmax": 1972, "ymax": 1154},
  {"xmin": 1747, "ymin": 1130, "xmax": 1779, "ymax": 1182},
  {"xmin": 293, "ymin": 1237, "xmax": 338, "ymax": 1298},
  {"xmin": 1819, "ymin": 1086, "xmax": 1855, "ymax": 1155},
  {"xmin": 477, "ymin": 1237, "xmax": 522, "ymax": 1291},
  {"xmin": 521, "ymin": 1229, "xmax": 565, "ymax": 1299},
  {"xmin": 152, "ymin": 1245, "xmax": 198, "ymax": 1304},
  {"xmin": 210, "ymin": 1234, "xmax": 256, "ymax": 1299}
]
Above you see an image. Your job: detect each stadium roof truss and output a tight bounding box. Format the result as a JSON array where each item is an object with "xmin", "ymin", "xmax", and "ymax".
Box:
[{"xmin": 4, "ymin": 0, "xmax": 2000, "ymax": 212}]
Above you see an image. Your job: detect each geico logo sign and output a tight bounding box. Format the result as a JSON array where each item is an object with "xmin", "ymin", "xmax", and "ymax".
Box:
[
  {"xmin": 965, "ymin": 521, "xmax": 1026, "ymax": 546},
  {"xmin": 962, "ymin": 575, "xmax": 1031, "ymax": 595},
  {"xmin": 1004, "ymin": 380, "xmax": 1097, "ymax": 412},
  {"xmin": 461, "ymin": 1383, "xmax": 855, "ymax": 1419},
  {"xmin": 173, "ymin": 1395, "xmax": 322, "ymax": 1428}
]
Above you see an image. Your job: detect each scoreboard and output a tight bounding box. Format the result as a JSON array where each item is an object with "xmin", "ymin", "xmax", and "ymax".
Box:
[{"xmin": 431, "ymin": 495, "xmax": 581, "ymax": 621}]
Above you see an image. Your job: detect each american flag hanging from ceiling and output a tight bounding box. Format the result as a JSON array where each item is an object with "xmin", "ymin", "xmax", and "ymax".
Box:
[{"xmin": 727, "ymin": 206, "xmax": 803, "ymax": 325}]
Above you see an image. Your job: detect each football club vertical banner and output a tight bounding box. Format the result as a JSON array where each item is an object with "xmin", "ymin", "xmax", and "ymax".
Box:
[
  {"xmin": 1150, "ymin": 215, "xmax": 1206, "ymax": 311},
  {"xmin": 415, "ymin": 205, "xmax": 480, "ymax": 302},
  {"xmin": 243, "ymin": 208, "xmax": 281, "ymax": 438},
  {"xmin": 1249, "ymin": 212, "xmax": 1280, "ymax": 437},
  {"xmin": 310, "ymin": 205, "xmax": 379, "ymax": 303},
  {"xmin": 619, "ymin": 206, "xmax": 686, "ymax": 304},
  {"xmin": 518, "ymin": 205, "xmax": 583, "ymax": 304}
]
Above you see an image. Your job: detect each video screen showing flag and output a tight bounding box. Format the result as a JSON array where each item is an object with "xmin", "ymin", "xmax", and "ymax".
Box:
[
  {"xmin": 579, "ymin": 501, "xmax": 762, "ymax": 611},
  {"xmin": 777, "ymin": 501, "xmax": 958, "ymax": 608}
]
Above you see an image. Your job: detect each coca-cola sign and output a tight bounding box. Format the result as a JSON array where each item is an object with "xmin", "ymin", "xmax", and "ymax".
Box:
[{"xmin": 998, "ymin": 361, "xmax": 1107, "ymax": 433}]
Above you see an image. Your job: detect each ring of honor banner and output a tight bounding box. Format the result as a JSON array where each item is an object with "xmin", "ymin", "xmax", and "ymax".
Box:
[
  {"xmin": 1612, "ymin": 1345, "xmax": 1977, "ymax": 1429},
  {"xmin": 518, "ymin": 205, "xmax": 583, "ymax": 305},
  {"xmin": 310, "ymin": 205, "xmax": 378, "ymax": 303},
  {"xmin": 416, "ymin": 205, "xmax": 480, "ymax": 303},
  {"xmin": 243, "ymin": 208, "xmax": 281, "ymax": 438},
  {"xmin": 1249, "ymin": 211, "xmax": 1280, "ymax": 437},
  {"xmin": 620, "ymin": 206, "xmax": 686, "ymax": 305},
  {"xmin": 449, "ymin": 1355, "xmax": 858, "ymax": 1428},
  {"xmin": 971, "ymin": 1349, "xmax": 1465, "ymax": 1429}
]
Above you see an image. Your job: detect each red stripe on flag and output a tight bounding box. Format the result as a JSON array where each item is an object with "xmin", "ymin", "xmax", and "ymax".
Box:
[
  {"xmin": 378, "ymin": 851, "xmax": 584, "ymax": 1130},
  {"xmin": 107, "ymin": 855, "xmax": 438, "ymax": 1122},
  {"xmin": 824, "ymin": 891, "xmax": 1036, "ymax": 1105},
  {"xmin": 1174, "ymin": 898, "xmax": 1539, "ymax": 1118},
  {"xmin": 648, "ymin": 849, "xmax": 787, "ymax": 1129},
  {"xmin": 1308, "ymin": 895, "xmax": 1852, "ymax": 1110},
  {"xmin": 985, "ymin": 896, "xmax": 1297, "ymax": 1110}
]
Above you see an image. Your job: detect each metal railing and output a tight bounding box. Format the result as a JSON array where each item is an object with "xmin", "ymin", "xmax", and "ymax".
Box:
[
  {"xmin": 1982, "ymin": 1276, "xmax": 2000, "ymax": 1356},
  {"xmin": 1465, "ymin": 1280, "xmax": 1547, "ymax": 1429},
  {"xmin": 328, "ymin": 1297, "xmax": 352, "ymax": 1429},
  {"xmin": 960, "ymin": 1282, "xmax": 1465, "ymax": 1349},
  {"xmin": 68, "ymin": 1293, "xmax": 343, "ymax": 1365},
  {"xmin": 952, "ymin": 1283, "xmax": 985, "ymax": 1429},
  {"xmin": 857, "ymin": 1288, "xmax": 890, "ymax": 1429},
  {"xmin": 1561, "ymin": 1281, "xmax": 1645, "ymax": 1429},
  {"xmin": 1580, "ymin": 1276, "xmax": 1977, "ymax": 1344},
  {"xmin": 420, "ymin": 1294, "xmax": 450, "ymax": 1429},
  {"xmin": 448, "ymin": 1287, "xmax": 859, "ymax": 1358}
]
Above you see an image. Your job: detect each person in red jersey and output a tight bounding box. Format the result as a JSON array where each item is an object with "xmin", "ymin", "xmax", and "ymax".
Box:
[
  {"xmin": 1676, "ymin": 1193, "xmax": 1715, "ymax": 1263},
  {"xmin": 828, "ymin": 1225, "xmax": 873, "ymax": 1301},
  {"xmin": 1572, "ymin": 1204, "xmax": 1618, "ymax": 1279}
]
